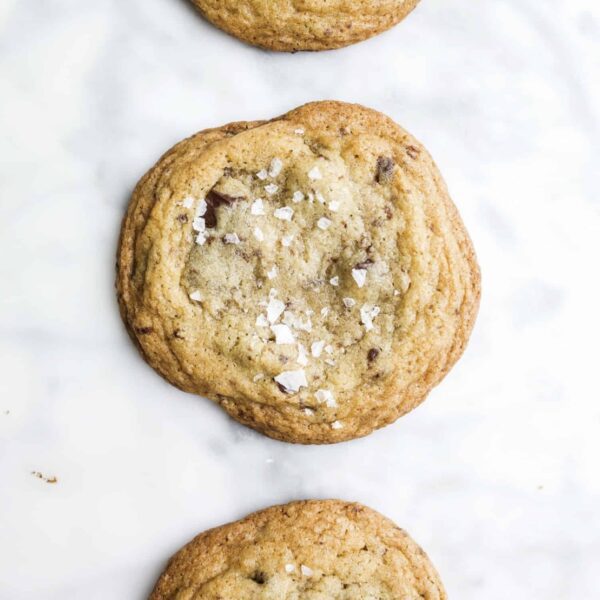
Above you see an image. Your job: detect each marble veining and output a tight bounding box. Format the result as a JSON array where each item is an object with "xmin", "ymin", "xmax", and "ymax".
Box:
[{"xmin": 0, "ymin": 0, "xmax": 599, "ymax": 598}]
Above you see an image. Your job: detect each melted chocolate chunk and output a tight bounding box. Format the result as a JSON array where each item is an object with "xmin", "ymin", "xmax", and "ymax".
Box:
[
  {"xmin": 368, "ymin": 348, "xmax": 380, "ymax": 362},
  {"xmin": 375, "ymin": 156, "xmax": 395, "ymax": 184},
  {"xmin": 355, "ymin": 258, "xmax": 374, "ymax": 270},
  {"xmin": 135, "ymin": 326, "xmax": 153, "ymax": 335},
  {"xmin": 204, "ymin": 188, "xmax": 245, "ymax": 228},
  {"xmin": 250, "ymin": 571, "xmax": 268, "ymax": 585}
]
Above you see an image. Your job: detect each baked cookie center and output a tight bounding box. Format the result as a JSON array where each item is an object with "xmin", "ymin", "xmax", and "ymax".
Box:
[{"xmin": 178, "ymin": 145, "xmax": 407, "ymax": 420}]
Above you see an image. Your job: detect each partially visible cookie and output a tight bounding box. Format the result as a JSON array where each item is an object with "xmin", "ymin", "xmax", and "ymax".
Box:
[
  {"xmin": 117, "ymin": 101, "xmax": 480, "ymax": 444},
  {"xmin": 149, "ymin": 500, "xmax": 446, "ymax": 599},
  {"xmin": 190, "ymin": 0, "xmax": 422, "ymax": 51}
]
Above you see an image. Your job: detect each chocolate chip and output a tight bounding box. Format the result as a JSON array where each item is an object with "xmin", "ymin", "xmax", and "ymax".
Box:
[
  {"xmin": 204, "ymin": 188, "xmax": 245, "ymax": 229},
  {"xmin": 135, "ymin": 327, "xmax": 153, "ymax": 335},
  {"xmin": 406, "ymin": 145, "xmax": 420, "ymax": 159},
  {"xmin": 276, "ymin": 382, "xmax": 288, "ymax": 394},
  {"xmin": 355, "ymin": 258, "xmax": 374, "ymax": 270},
  {"xmin": 375, "ymin": 156, "xmax": 394, "ymax": 183},
  {"xmin": 368, "ymin": 348, "xmax": 380, "ymax": 362},
  {"xmin": 250, "ymin": 571, "xmax": 268, "ymax": 585}
]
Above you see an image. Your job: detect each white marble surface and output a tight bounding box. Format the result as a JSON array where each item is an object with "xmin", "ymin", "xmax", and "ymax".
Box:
[{"xmin": 1, "ymin": 0, "xmax": 599, "ymax": 597}]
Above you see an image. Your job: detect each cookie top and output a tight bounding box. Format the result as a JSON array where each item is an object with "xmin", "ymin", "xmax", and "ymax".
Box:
[
  {"xmin": 117, "ymin": 101, "xmax": 480, "ymax": 444},
  {"xmin": 149, "ymin": 500, "xmax": 446, "ymax": 599},
  {"xmin": 190, "ymin": 0, "xmax": 421, "ymax": 51}
]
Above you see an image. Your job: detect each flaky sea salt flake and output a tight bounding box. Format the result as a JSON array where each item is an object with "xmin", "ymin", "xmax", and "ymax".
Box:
[
  {"xmin": 271, "ymin": 324, "xmax": 295, "ymax": 344},
  {"xmin": 223, "ymin": 233, "xmax": 241, "ymax": 245},
  {"xmin": 352, "ymin": 268, "xmax": 367, "ymax": 288},
  {"xmin": 274, "ymin": 369, "xmax": 308, "ymax": 393},
  {"xmin": 266, "ymin": 297, "xmax": 286, "ymax": 323},
  {"xmin": 308, "ymin": 166, "xmax": 322, "ymax": 180},
  {"xmin": 251, "ymin": 198, "xmax": 265, "ymax": 215},
  {"xmin": 360, "ymin": 304, "xmax": 381, "ymax": 332},
  {"xmin": 274, "ymin": 206, "xmax": 294, "ymax": 221},
  {"xmin": 311, "ymin": 340, "xmax": 325, "ymax": 358},
  {"xmin": 317, "ymin": 217, "xmax": 332, "ymax": 230},
  {"xmin": 269, "ymin": 158, "xmax": 283, "ymax": 177}
]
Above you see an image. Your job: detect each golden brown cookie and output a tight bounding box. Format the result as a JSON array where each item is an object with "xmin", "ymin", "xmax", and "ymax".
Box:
[
  {"xmin": 149, "ymin": 500, "xmax": 446, "ymax": 599},
  {"xmin": 190, "ymin": 0, "xmax": 422, "ymax": 51},
  {"xmin": 117, "ymin": 101, "xmax": 480, "ymax": 444}
]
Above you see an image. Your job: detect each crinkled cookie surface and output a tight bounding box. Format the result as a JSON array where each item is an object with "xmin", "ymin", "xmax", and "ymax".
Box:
[
  {"xmin": 149, "ymin": 500, "xmax": 446, "ymax": 599},
  {"xmin": 117, "ymin": 101, "xmax": 480, "ymax": 444},
  {"xmin": 190, "ymin": 0, "xmax": 421, "ymax": 51}
]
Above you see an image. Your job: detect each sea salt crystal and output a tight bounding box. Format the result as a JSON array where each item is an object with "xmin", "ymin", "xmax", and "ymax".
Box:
[
  {"xmin": 317, "ymin": 217, "xmax": 332, "ymax": 230},
  {"xmin": 271, "ymin": 324, "xmax": 295, "ymax": 344},
  {"xmin": 251, "ymin": 198, "xmax": 265, "ymax": 215},
  {"xmin": 311, "ymin": 340, "xmax": 325, "ymax": 358},
  {"xmin": 352, "ymin": 268, "xmax": 367, "ymax": 288},
  {"xmin": 274, "ymin": 206, "xmax": 294, "ymax": 221},
  {"xmin": 223, "ymin": 233, "xmax": 241, "ymax": 245},
  {"xmin": 266, "ymin": 297, "xmax": 285, "ymax": 323},
  {"xmin": 269, "ymin": 158, "xmax": 283, "ymax": 177},
  {"xmin": 274, "ymin": 370, "xmax": 308, "ymax": 393},
  {"xmin": 360, "ymin": 304, "xmax": 381, "ymax": 332},
  {"xmin": 301, "ymin": 565, "xmax": 314, "ymax": 577},
  {"xmin": 315, "ymin": 389, "xmax": 336, "ymax": 407},
  {"xmin": 308, "ymin": 166, "xmax": 322, "ymax": 180}
]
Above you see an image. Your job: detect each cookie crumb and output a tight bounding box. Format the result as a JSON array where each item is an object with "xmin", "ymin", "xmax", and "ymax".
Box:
[{"xmin": 31, "ymin": 471, "xmax": 57, "ymax": 484}]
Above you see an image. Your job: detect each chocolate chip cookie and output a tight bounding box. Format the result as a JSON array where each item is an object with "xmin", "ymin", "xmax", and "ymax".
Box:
[
  {"xmin": 149, "ymin": 500, "xmax": 446, "ymax": 599},
  {"xmin": 190, "ymin": 0, "xmax": 422, "ymax": 51},
  {"xmin": 117, "ymin": 101, "xmax": 480, "ymax": 444}
]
